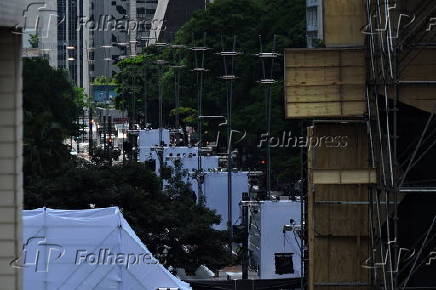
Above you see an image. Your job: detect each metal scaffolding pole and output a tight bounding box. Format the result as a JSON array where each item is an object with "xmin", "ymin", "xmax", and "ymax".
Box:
[{"xmin": 365, "ymin": 1, "xmax": 436, "ymax": 289}]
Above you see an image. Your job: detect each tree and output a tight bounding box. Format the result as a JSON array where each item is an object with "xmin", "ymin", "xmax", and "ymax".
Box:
[
  {"xmin": 23, "ymin": 57, "xmax": 231, "ymax": 274},
  {"xmin": 23, "ymin": 58, "xmax": 83, "ymax": 181},
  {"xmin": 115, "ymin": 0, "xmax": 306, "ymax": 189},
  {"xmin": 24, "ymin": 162, "xmax": 231, "ymax": 274}
]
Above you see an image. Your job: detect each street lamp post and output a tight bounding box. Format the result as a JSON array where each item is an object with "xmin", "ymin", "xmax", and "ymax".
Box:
[{"xmin": 217, "ymin": 35, "xmax": 241, "ymax": 257}]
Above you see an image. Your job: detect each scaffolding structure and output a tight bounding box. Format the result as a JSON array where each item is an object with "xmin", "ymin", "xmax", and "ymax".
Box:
[{"xmin": 365, "ymin": 1, "xmax": 436, "ymax": 289}]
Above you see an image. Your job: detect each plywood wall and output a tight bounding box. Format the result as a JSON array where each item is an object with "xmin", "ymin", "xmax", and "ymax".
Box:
[
  {"xmin": 284, "ymin": 49, "xmax": 366, "ymax": 119},
  {"xmin": 397, "ymin": 48, "xmax": 436, "ymax": 113},
  {"xmin": 308, "ymin": 123, "xmax": 371, "ymax": 290},
  {"xmin": 323, "ymin": 0, "xmax": 366, "ymax": 47}
]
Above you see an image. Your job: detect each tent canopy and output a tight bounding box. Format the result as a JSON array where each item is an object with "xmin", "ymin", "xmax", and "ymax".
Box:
[{"xmin": 21, "ymin": 207, "xmax": 191, "ymax": 290}]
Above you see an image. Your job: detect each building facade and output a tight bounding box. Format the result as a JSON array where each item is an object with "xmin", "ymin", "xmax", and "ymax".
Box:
[
  {"xmin": 22, "ymin": 0, "xmax": 58, "ymax": 67},
  {"xmin": 90, "ymin": 0, "xmax": 158, "ymax": 82},
  {"xmin": 0, "ymin": 1, "xmax": 25, "ymax": 289},
  {"xmin": 57, "ymin": 0, "xmax": 90, "ymax": 94}
]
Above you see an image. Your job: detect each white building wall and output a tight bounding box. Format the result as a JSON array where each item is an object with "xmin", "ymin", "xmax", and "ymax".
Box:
[
  {"xmin": 249, "ymin": 201, "xmax": 302, "ymax": 279},
  {"xmin": 0, "ymin": 28, "xmax": 23, "ymax": 290}
]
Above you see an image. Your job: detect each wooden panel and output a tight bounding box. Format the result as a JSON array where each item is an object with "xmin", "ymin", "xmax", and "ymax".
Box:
[
  {"xmin": 311, "ymin": 123, "xmax": 370, "ymax": 169},
  {"xmin": 284, "ymin": 49, "xmax": 366, "ymax": 118},
  {"xmin": 308, "ymin": 123, "xmax": 371, "ymax": 290},
  {"xmin": 401, "ymin": 49, "xmax": 436, "ymax": 81},
  {"xmin": 313, "ymin": 237, "xmax": 370, "ymax": 290},
  {"xmin": 287, "ymin": 102, "xmax": 366, "ymax": 118},
  {"xmin": 314, "ymin": 185, "xmax": 369, "ymax": 236},
  {"xmin": 324, "ymin": 0, "xmax": 366, "ymax": 47},
  {"xmin": 399, "ymin": 87, "xmax": 436, "ymax": 113},
  {"xmin": 398, "ymin": 48, "xmax": 436, "ymax": 113},
  {"xmin": 312, "ymin": 169, "xmax": 376, "ymax": 184},
  {"xmin": 286, "ymin": 86, "xmax": 364, "ymax": 103}
]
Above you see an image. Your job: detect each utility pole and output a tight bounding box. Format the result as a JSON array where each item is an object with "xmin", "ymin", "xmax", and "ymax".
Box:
[
  {"xmin": 255, "ymin": 35, "xmax": 280, "ymax": 197},
  {"xmin": 143, "ymin": 59, "xmax": 148, "ymax": 128},
  {"xmin": 241, "ymin": 192, "xmax": 249, "ymax": 279},
  {"xmin": 89, "ymin": 104, "xmax": 93, "ymax": 156},
  {"xmin": 217, "ymin": 35, "xmax": 241, "ymax": 257},
  {"xmin": 108, "ymin": 115, "xmax": 112, "ymax": 166},
  {"xmin": 102, "ymin": 45, "xmax": 112, "ymax": 162},
  {"xmin": 170, "ymin": 43, "xmax": 187, "ymax": 128},
  {"xmin": 155, "ymin": 59, "xmax": 169, "ymax": 146},
  {"xmin": 191, "ymin": 33, "xmax": 209, "ymax": 200}
]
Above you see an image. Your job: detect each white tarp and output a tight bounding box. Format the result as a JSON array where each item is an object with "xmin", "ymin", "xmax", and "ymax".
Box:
[
  {"xmin": 139, "ymin": 146, "xmax": 219, "ymax": 177},
  {"xmin": 163, "ymin": 146, "xmax": 198, "ymax": 157},
  {"xmin": 202, "ymin": 172, "xmax": 249, "ymax": 230},
  {"xmin": 165, "ymin": 156, "xmax": 219, "ymax": 173},
  {"xmin": 250, "ymin": 201, "xmax": 302, "ymax": 279},
  {"xmin": 138, "ymin": 129, "xmax": 170, "ymax": 147},
  {"xmin": 21, "ymin": 207, "xmax": 191, "ymax": 290}
]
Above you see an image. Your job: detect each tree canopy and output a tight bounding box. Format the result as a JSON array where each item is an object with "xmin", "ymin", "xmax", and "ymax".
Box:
[
  {"xmin": 24, "ymin": 162, "xmax": 231, "ymax": 273},
  {"xmin": 23, "ymin": 58, "xmax": 83, "ymax": 180},
  {"xmin": 23, "ymin": 58, "xmax": 231, "ymax": 274},
  {"xmin": 115, "ymin": 0, "xmax": 305, "ymax": 189}
]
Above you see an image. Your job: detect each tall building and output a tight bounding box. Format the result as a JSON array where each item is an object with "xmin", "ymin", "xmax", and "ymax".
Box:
[
  {"xmin": 90, "ymin": 0, "xmax": 158, "ymax": 82},
  {"xmin": 22, "ymin": 0, "xmax": 58, "ymax": 67},
  {"xmin": 151, "ymin": 0, "xmax": 205, "ymax": 44},
  {"xmin": 0, "ymin": 0, "xmax": 25, "ymax": 289},
  {"xmin": 305, "ymin": 0, "xmax": 323, "ymax": 48},
  {"xmin": 90, "ymin": 0, "xmax": 205, "ymax": 82},
  {"xmin": 57, "ymin": 0, "xmax": 90, "ymax": 94},
  {"xmin": 21, "ymin": 0, "xmax": 90, "ymax": 94}
]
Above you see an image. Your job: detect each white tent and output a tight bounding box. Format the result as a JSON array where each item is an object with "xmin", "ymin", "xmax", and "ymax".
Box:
[{"xmin": 21, "ymin": 207, "xmax": 191, "ymax": 290}]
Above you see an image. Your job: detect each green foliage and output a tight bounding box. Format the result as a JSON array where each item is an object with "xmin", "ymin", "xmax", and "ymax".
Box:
[
  {"xmin": 92, "ymin": 76, "xmax": 117, "ymax": 85},
  {"xmin": 24, "ymin": 162, "xmax": 231, "ymax": 274},
  {"xmin": 29, "ymin": 34, "xmax": 39, "ymax": 48},
  {"xmin": 73, "ymin": 87, "xmax": 89, "ymax": 108},
  {"xmin": 115, "ymin": 0, "xmax": 306, "ymax": 187},
  {"xmin": 23, "ymin": 58, "xmax": 82, "ymax": 180},
  {"xmin": 311, "ymin": 38, "xmax": 326, "ymax": 48},
  {"xmin": 169, "ymin": 107, "xmax": 198, "ymax": 126}
]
